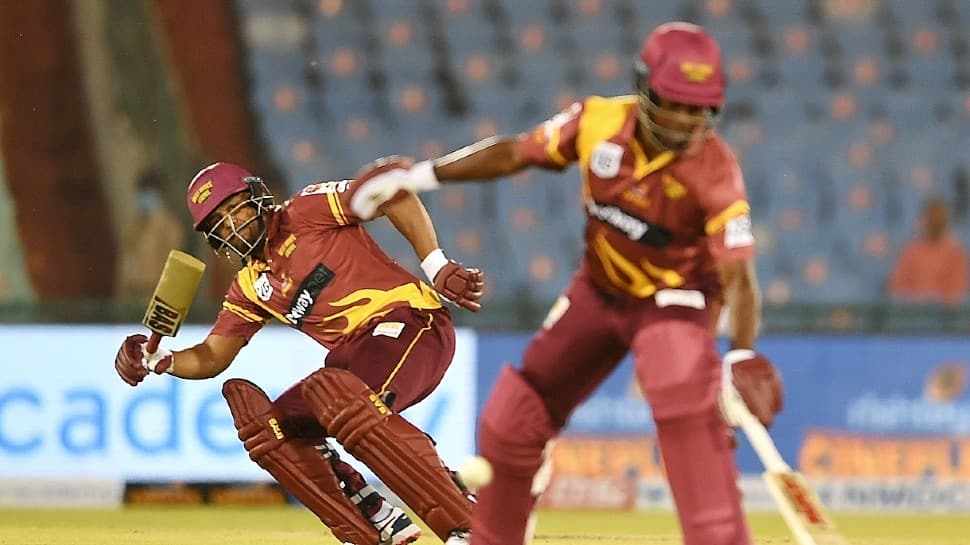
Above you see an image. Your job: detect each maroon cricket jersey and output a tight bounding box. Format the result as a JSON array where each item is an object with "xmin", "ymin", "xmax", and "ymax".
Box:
[
  {"xmin": 210, "ymin": 180, "xmax": 443, "ymax": 348},
  {"xmin": 518, "ymin": 95, "xmax": 755, "ymax": 300}
]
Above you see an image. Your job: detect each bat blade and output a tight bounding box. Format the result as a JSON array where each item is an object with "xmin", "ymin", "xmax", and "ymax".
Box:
[
  {"xmin": 763, "ymin": 470, "xmax": 847, "ymax": 545},
  {"xmin": 723, "ymin": 384, "xmax": 850, "ymax": 545},
  {"xmin": 142, "ymin": 250, "xmax": 206, "ymax": 345}
]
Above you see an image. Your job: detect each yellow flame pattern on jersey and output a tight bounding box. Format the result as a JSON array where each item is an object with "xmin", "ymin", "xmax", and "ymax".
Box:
[
  {"xmin": 235, "ymin": 261, "xmax": 441, "ymax": 336},
  {"xmin": 318, "ymin": 283, "xmax": 441, "ymax": 335}
]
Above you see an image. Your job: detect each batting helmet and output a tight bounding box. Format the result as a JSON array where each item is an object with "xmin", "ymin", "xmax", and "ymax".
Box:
[
  {"xmin": 186, "ymin": 162, "xmax": 275, "ymax": 260},
  {"xmin": 635, "ymin": 22, "xmax": 725, "ymax": 108},
  {"xmin": 186, "ymin": 162, "xmax": 256, "ymax": 230}
]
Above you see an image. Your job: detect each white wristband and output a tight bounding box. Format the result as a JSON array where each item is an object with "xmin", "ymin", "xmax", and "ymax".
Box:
[
  {"xmin": 142, "ymin": 345, "xmax": 175, "ymax": 374},
  {"xmin": 409, "ymin": 160, "xmax": 441, "ymax": 192},
  {"xmin": 722, "ymin": 348, "xmax": 755, "ymax": 367},
  {"xmin": 420, "ymin": 248, "xmax": 449, "ymax": 283}
]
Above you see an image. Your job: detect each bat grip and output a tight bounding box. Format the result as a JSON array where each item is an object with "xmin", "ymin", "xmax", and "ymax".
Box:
[{"xmin": 145, "ymin": 332, "xmax": 162, "ymax": 355}]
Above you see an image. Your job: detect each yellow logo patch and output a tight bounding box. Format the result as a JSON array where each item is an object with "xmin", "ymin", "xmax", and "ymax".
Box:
[
  {"xmin": 191, "ymin": 180, "xmax": 214, "ymax": 204},
  {"xmin": 369, "ymin": 393, "xmax": 389, "ymax": 415},
  {"xmin": 679, "ymin": 61, "xmax": 714, "ymax": 83},
  {"xmin": 621, "ymin": 189, "xmax": 650, "ymax": 209},
  {"xmin": 267, "ymin": 417, "xmax": 284, "ymax": 439},
  {"xmin": 277, "ymin": 234, "xmax": 297, "ymax": 258},
  {"xmin": 663, "ymin": 174, "xmax": 687, "ymax": 199},
  {"xmin": 280, "ymin": 274, "xmax": 293, "ymax": 297}
]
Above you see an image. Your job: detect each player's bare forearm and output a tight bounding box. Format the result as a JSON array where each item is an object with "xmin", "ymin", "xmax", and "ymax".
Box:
[
  {"xmin": 433, "ymin": 136, "xmax": 528, "ymax": 181},
  {"xmin": 719, "ymin": 259, "xmax": 761, "ymax": 350},
  {"xmin": 381, "ymin": 191, "xmax": 440, "ymax": 261},
  {"xmin": 171, "ymin": 334, "xmax": 245, "ymax": 379}
]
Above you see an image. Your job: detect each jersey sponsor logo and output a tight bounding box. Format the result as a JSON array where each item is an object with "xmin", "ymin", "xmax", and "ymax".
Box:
[
  {"xmin": 254, "ymin": 272, "xmax": 274, "ymax": 302},
  {"xmin": 679, "ymin": 61, "xmax": 714, "ymax": 82},
  {"xmin": 590, "ymin": 142, "xmax": 624, "ymax": 179},
  {"xmin": 586, "ymin": 200, "xmax": 672, "ymax": 247},
  {"xmin": 724, "ymin": 214, "xmax": 754, "ymax": 248},
  {"xmin": 300, "ymin": 180, "xmax": 352, "ymax": 196},
  {"xmin": 284, "ymin": 264, "xmax": 335, "ymax": 325},
  {"xmin": 191, "ymin": 180, "xmax": 214, "ymax": 204}
]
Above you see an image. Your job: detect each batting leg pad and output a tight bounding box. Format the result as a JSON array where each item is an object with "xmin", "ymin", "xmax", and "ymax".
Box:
[
  {"xmin": 474, "ymin": 365, "xmax": 559, "ymax": 545},
  {"xmin": 222, "ymin": 379, "xmax": 379, "ymax": 545},
  {"xmin": 655, "ymin": 405, "xmax": 752, "ymax": 545},
  {"xmin": 301, "ymin": 368, "xmax": 472, "ymax": 540}
]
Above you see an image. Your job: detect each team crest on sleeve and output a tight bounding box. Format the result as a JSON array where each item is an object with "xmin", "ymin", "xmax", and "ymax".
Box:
[
  {"xmin": 590, "ymin": 142, "xmax": 624, "ymax": 179},
  {"xmin": 254, "ymin": 272, "xmax": 274, "ymax": 301},
  {"xmin": 724, "ymin": 214, "xmax": 754, "ymax": 248},
  {"xmin": 300, "ymin": 180, "xmax": 352, "ymax": 196}
]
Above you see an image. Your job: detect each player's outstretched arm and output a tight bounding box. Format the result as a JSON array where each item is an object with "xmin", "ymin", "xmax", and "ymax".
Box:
[
  {"xmin": 717, "ymin": 258, "xmax": 760, "ymax": 351},
  {"xmin": 349, "ymin": 138, "xmax": 532, "ymax": 219},
  {"xmin": 382, "ymin": 192, "xmax": 484, "ymax": 312},
  {"xmin": 718, "ymin": 258, "xmax": 783, "ymax": 427},
  {"xmin": 401, "ymin": 136, "xmax": 530, "ymax": 194},
  {"xmin": 170, "ymin": 334, "xmax": 247, "ymax": 379},
  {"xmin": 380, "ymin": 191, "xmax": 441, "ymax": 262},
  {"xmin": 429, "ymin": 135, "xmax": 529, "ymax": 182},
  {"xmin": 114, "ymin": 332, "xmax": 246, "ymax": 385}
]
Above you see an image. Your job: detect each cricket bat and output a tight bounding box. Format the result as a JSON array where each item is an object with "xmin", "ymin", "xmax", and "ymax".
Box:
[
  {"xmin": 721, "ymin": 385, "xmax": 848, "ymax": 545},
  {"xmin": 142, "ymin": 250, "xmax": 206, "ymax": 354}
]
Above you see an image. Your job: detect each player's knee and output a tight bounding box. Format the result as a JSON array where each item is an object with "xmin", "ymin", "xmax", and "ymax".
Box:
[
  {"xmin": 478, "ymin": 365, "xmax": 559, "ymax": 475},
  {"xmin": 681, "ymin": 510, "xmax": 747, "ymax": 545},
  {"xmin": 636, "ymin": 323, "xmax": 720, "ymax": 421},
  {"xmin": 646, "ymin": 372, "xmax": 719, "ymax": 421},
  {"xmin": 223, "ymin": 378, "xmax": 287, "ymax": 462},
  {"xmin": 301, "ymin": 368, "xmax": 381, "ymax": 440}
]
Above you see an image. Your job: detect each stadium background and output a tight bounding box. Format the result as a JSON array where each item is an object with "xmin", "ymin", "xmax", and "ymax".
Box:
[{"xmin": 1, "ymin": 0, "xmax": 970, "ymax": 530}]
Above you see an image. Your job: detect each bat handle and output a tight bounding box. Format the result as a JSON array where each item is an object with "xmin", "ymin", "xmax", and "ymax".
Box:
[
  {"xmin": 145, "ymin": 332, "xmax": 162, "ymax": 355},
  {"xmin": 734, "ymin": 399, "xmax": 791, "ymax": 472}
]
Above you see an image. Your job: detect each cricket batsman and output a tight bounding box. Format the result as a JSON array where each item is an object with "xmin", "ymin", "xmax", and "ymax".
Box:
[
  {"xmin": 114, "ymin": 158, "xmax": 480, "ymax": 545},
  {"xmin": 352, "ymin": 22, "xmax": 784, "ymax": 545}
]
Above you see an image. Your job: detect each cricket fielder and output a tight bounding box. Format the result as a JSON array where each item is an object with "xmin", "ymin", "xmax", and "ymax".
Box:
[
  {"xmin": 114, "ymin": 158, "xmax": 480, "ymax": 545},
  {"xmin": 353, "ymin": 22, "xmax": 784, "ymax": 545}
]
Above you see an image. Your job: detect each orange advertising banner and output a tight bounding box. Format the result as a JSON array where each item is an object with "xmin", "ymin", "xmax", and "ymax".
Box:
[{"xmin": 800, "ymin": 429, "xmax": 970, "ymax": 478}]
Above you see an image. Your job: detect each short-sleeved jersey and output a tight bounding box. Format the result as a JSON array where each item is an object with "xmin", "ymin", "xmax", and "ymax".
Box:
[
  {"xmin": 518, "ymin": 95, "xmax": 754, "ymax": 300},
  {"xmin": 210, "ymin": 180, "xmax": 442, "ymax": 347}
]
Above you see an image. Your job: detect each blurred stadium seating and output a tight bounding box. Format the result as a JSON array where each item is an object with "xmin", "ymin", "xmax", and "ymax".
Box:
[{"xmin": 234, "ymin": 0, "xmax": 970, "ymax": 309}]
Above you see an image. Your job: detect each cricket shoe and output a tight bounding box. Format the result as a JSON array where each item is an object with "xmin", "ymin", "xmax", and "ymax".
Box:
[
  {"xmin": 372, "ymin": 505, "xmax": 422, "ymax": 545},
  {"xmin": 444, "ymin": 529, "xmax": 471, "ymax": 545}
]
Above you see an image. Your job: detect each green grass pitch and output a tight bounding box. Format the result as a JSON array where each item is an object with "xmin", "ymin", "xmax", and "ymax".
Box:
[{"xmin": 0, "ymin": 507, "xmax": 967, "ymax": 544}]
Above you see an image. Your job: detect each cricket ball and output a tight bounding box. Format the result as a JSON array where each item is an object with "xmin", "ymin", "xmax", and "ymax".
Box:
[{"xmin": 458, "ymin": 455, "xmax": 493, "ymax": 489}]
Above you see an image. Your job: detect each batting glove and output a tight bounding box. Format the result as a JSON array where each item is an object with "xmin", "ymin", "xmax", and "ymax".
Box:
[
  {"xmin": 406, "ymin": 160, "xmax": 441, "ymax": 192},
  {"xmin": 349, "ymin": 161, "xmax": 442, "ymax": 220},
  {"xmin": 421, "ymin": 248, "xmax": 484, "ymax": 312},
  {"xmin": 720, "ymin": 349, "xmax": 783, "ymax": 428},
  {"xmin": 114, "ymin": 334, "xmax": 174, "ymax": 387}
]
